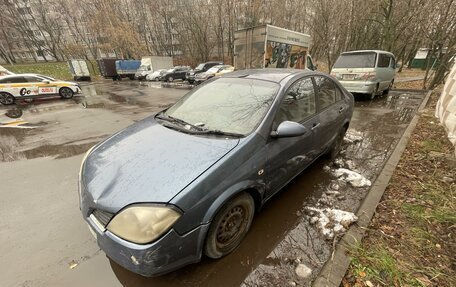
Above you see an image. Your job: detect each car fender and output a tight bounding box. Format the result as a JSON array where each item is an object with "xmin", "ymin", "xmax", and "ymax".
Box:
[{"xmin": 201, "ymin": 180, "xmax": 265, "ymax": 225}]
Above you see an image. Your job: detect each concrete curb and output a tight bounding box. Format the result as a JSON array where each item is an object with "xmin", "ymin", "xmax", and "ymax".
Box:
[{"xmin": 313, "ymin": 90, "xmax": 432, "ymax": 287}]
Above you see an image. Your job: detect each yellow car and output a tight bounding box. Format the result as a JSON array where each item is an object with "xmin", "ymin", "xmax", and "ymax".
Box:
[{"xmin": 0, "ymin": 73, "xmax": 81, "ymax": 105}]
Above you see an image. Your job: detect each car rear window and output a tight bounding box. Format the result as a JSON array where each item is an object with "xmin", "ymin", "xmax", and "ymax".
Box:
[{"xmin": 333, "ymin": 52, "xmax": 377, "ymax": 69}]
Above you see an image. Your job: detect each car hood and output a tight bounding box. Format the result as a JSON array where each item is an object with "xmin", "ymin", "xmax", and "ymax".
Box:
[{"xmin": 82, "ymin": 117, "xmax": 239, "ymax": 210}]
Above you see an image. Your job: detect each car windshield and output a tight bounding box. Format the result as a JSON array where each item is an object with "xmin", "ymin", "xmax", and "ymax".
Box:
[
  {"xmin": 138, "ymin": 65, "xmax": 148, "ymax": 71},
  {"xmin": 166, "ymin": 68, "xmax": 175, "ymax": 73},
  {"xmin": 195, "ymin": 64, "xmax": 205, "ymax": 70},
  {"xmin": 163, "ymin": 78, "xmax": 279, "ymax": 135},
  {"xmin": 207, "ymin": 66, "xmax": 221, "ymax": 73},
  {"xmin": 333, "ymin": 52, "xmax": 377, "ymax": 69}
]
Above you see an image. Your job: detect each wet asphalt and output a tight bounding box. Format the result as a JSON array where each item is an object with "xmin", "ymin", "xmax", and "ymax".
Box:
[{"xmin": 0, "ymin": 80, "xmax": 426, "ymax": 287}]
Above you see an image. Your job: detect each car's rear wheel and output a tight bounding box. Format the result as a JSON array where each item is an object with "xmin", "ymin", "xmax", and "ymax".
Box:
[
  {"xmin": 367, "ymin": 85, "xmax": 378, "ymax": 100},
  {"xmin": 204, "ymin": 192, "xmax": 254, "ymax": 259},
  {"xmin": 326, "ymin": 126, "xmax": 348, "ymax": 160},
  {"xmin": 0, "ymin": 92, "xmax": 15, "ymax": 105},
  {"xmin": 59, "ymin": 87, "xmax": 74, "ymax": 99},
  {"xmin": 383, "ymin": 80, "xmax": 394, "ymax": 94}
]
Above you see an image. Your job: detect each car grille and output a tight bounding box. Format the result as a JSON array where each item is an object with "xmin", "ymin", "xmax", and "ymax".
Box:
[{"xmin": 92, "ymin": 209, "xmax": 114, "ymax": 227}]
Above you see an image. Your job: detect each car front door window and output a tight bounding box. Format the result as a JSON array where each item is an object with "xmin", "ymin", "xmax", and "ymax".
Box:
[{"xmin": 273, "ymin": 77, "xmax": 316, "ymax": 129}]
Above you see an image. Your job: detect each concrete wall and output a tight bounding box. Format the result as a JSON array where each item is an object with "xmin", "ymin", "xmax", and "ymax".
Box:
[{"xmin": 436, "ymin": 62, "xmax": 456, "ymax": 154}]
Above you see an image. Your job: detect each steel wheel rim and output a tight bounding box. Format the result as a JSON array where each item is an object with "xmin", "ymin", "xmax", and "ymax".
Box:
[
  {"xmin": 216, "ymin": 205, "xmax": 248, "ymax": 249},
  {"xmin": 61, "ymin": 88, "xmax": 72, "ymax": 98},
  {"xmin": 0, "ymin": 93, "xmax": 13, "ymax": 105}
]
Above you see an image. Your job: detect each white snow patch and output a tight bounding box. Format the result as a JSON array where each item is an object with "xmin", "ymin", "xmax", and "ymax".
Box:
[
  {"xmin": 344, "ymin": 130, "xmax": 363, "ymax": 143},
  {"xmin": 333, "ymin": 168, "xmax": 371, "ymax": 187},
  {"xmin": 295, "ymin": 263, "xmax": 312, "ymax": 278},
  {"xmin": 307, "ymin": 207, "xmax": 358, "ymax": 239}
]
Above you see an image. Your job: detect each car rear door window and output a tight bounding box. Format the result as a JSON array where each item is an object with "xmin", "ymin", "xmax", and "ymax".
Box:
[
  {"xmin": 274, "ymin": 77, "xmax": 316, "ymax": 126},
  {"xmin": 314, "ymin": 76, "xmax": 336, "ymax": 110},
  {"xmin": 335, "ymin": 85, "xmax": 344, "ymax": 101},
  {"xmin": 4, "ymin": 76, "xmax": 26, "ymax": 83},
  {"xmin": 378, "ymin": 54, "xmax": 391, "ymax": 68},
  {"xmin": 24, "ymin": 76, "xmax": 42, "ymax": 83}
]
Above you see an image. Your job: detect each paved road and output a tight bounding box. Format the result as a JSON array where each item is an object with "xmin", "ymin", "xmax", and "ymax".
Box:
[{"xmin": 0, "ymin": 81, "xmax": 426, "ymax": 287}]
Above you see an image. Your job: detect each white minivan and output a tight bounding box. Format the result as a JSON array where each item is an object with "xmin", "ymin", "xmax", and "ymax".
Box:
[{"xmin": 331, "ymin": 50, "xmax": 396, "ymax": 99}]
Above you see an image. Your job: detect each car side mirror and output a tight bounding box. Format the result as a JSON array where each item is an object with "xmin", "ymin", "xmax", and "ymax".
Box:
[
  {"xmin": 270, "ymin": 121, "xmax": 307, "ymax": 138},
  {"xmin": 396, "ymin": 63, "xmax": 401, "ymax": 69},
  {"xmin": 42, "ymin": 80, "xmax": 50, "ymax": 84}
]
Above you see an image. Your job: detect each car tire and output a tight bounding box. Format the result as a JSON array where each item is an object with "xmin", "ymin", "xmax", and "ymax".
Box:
[
  {"xmin": 367, "ymin": 85, "xmax": 378, "ymax": 100},
  {"xmin": 59, "ymin": 87, "xmax": 74, "ymax": 99},
  {"xmin": 326, "ymin": 127, "xmax": 348, "ymax": 160},
  {"xmin": 0, "ymin": 92, "xmax": 15, "ymax": 105},
  {"xmin": 383, "ymin": 80, "xmax": 394, "ymax": 94},
  {"xmin": 168, "ymin": 76, "xmax": 173, "ymax": 82},
  {"xmin": 204, "ymin": 192, "xmax": 255, "ymax": 259}
]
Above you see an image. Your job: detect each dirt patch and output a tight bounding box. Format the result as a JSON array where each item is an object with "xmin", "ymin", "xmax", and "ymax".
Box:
[
  {"xmin": 396, "ymin": 68, "xmax": 426, "ymax": 79},
  {"xmin": 394, "ymin": 80, "xmax": 425, "ymax": 90},
  {"xmin": 343, "ymin": 89, "xmax": 456, "ymax": 287}
]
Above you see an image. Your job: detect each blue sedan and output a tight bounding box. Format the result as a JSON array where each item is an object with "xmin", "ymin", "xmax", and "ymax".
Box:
[{"xmin": 79, "ymin": 69, "xmax": 354, "ymax": 276}]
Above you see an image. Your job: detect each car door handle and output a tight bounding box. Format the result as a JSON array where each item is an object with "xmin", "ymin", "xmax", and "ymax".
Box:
[
  {"xmin": 339, "ymin": 106, "xmax": 344, "ymax": 113},
  {"xmin": 311, "ymin": 123, "xmax": 320, "ymax": 131}
]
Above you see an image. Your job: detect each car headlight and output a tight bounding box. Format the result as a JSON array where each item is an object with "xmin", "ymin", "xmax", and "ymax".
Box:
[{"xmin": 107, "ymin": 204, "xmax": 182, "ymax": 244}]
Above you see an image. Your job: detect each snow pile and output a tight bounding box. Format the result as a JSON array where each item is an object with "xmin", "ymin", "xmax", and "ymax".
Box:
[
  {"xmin": 333, "ymin": 168, "xmax": 371, "ymax": 187},
  {"xmin": 307, "ymin": 207, "xmax": 358, "ymax": 239},
  {"xmin": 344, "ymin": 130, "xmax": 363, "ymax": 143}
]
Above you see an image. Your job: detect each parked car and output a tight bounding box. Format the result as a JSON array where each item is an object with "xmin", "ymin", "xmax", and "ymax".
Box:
[
  {"xmin": 0, "ymin": 73, "xmax": 80, "ymax": 105},
  {"xmin": 79, "ymin": 69, "xmax": 353, "ymax": 277},
  {"xmin": 161, "ymin": 66, "xmax": 191, "ymax": 82},
  {"xmin": 146, "ymin": 69, "xmax": 167, "ymax": 81},
  {"xmin": 186, "ymin": 61, "xmax": 223, "ymax": 84},
  {"xmin": 331, "ymin": 50, "xmax": 396, "ymax": 100},
  {"xmin": 194, "ymin": 65, "xmax": 235, "ymax": 84},
  {"xmin": 134, "ymin": 56, "xmax": 173, "ymax": 80}
]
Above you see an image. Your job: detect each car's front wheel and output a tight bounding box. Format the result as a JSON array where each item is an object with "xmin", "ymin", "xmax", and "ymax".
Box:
[
  {"xmin": 167, "ymin": 76, "xmax": 174, "ymax": 82},
  {"xmin": 0, "ymin": 92, "xmax": 15, "ymax": 105},
  {"xmin": 204, "ymin": 192, "xmax": 255, "ymax": 259},
  {"xmin": 59, "ymin": 87, "xmax": 74, "ymax": 99}
]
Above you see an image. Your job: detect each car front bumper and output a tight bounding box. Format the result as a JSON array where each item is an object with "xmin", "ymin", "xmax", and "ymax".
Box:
[
  {"xmin": 86, "ymin": 215, "xmax": 209, "ymax": 277},
  {"xmin": 338, "ymin": 80, "xmax": 377, "ymax": 94}
]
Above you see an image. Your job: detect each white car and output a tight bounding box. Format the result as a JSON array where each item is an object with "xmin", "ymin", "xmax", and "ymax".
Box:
[
  {"xmin": 331, "ymin": 50, "xmax": 396, "ymax": 100},
  {"xmin": 194, "ymin": 65, "xmax": 235, "ymax": 84},
  {"xmin": 146, "ymin": 69, "xmax": 167, "ymax": 81},
  {"xmin": 0, "ymin": 73, "xmax": 81, "ymax": 105}
]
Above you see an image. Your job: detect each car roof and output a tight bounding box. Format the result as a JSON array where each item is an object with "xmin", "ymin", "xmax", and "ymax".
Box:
[
  {"xmin": 222, "ymin": 68, "xmax": 315, "ymax": 83},
  {"xmin": 341, "ymin": 50, "xmax": 395, "ymax": 56},
  {"xmin": 0, "ymin": 73, "xmax": 45, "ymax": 78},
  {"xmin": 204, "ymin": 61, "xmax": 223, "ymax": 64}
]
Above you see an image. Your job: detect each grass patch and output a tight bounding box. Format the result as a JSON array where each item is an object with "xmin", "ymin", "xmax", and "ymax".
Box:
[
  {"xmin": 419, "ymin": 139, "xmax": 445, "ymax": 153},
  {"xmin": 3, "ymin": 61, "xmax": 101, "ymax": 81},
  {"xmin": 4, "ymin": 62, "xmax": 73, "ymax": 80},
  {"xmin": 347, "ymin": 243, "xmax": 423, "ymax": 286}
]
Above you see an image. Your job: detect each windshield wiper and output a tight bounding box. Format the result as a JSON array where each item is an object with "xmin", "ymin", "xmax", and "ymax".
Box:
[
  {"xmin": 196, "ymin": 129, "xmax": 244, "ymax": 138},
  {"xmin": 155, "ymin": 112, "xmax": 205, "ymax": 131}
]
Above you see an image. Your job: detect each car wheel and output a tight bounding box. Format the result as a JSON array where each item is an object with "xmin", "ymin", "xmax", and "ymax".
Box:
[
  {"xmin": 59, "ymin": 87, "xmax": 74, "ymax": 99},
  {"xmin": 168, "ymin": 76, "xmax": 173, "ymax": 82},
  {"xmin": 383, "ymin": 80, "xmax": 394, "ymax": 94},
  {"xmin": 367, "ymin": 85, "xmax": 378, "ymax": 100},
  {"xmin": 326, "ymin": 127, "xmax": 347, "ymax": 160},
  {"xmin": 204, "ymin": 192, "xmax": 255, "ymax": 259},
  {"xmin": 0, "ymin": 92, "xmax": 15, "ymax": 105}
]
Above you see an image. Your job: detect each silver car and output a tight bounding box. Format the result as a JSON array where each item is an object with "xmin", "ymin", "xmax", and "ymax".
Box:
[{"xmin": 331, "ymin": 50, "xmax": 396, "ymax": 99}]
